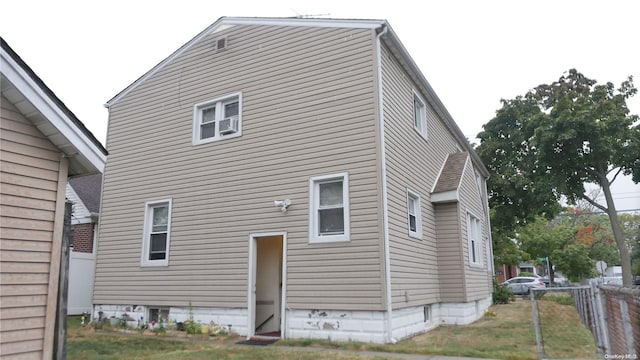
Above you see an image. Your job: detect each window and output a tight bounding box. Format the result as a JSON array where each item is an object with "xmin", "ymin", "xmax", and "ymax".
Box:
[
  {"xmin": 413, "ymin": 92, "xmax": 427, "ymax": 139},
  {"xmin": 148, "ymin": 307, "xmax": 169, "ymax": 324},
  {"xmin": 407, "ymin": 190, "xmax": 422, "ymax": 239},
  {"xmin": 467, "ymin": 212, "xmax": 482, "ymax": 266},
  {"xmin": 309, "ymin": 173, "xmax": 350, "ymax": 243},
  {"xmin": 423, "ymin": 305, "xmax": 431, "ymax": 323},
  {"xmin": 141, "ymin": 199, "xmax": 172, "ymax": 266},
  {"xmin": 193, "ymin": 92, "xmax": 242, "ymax": 144}
]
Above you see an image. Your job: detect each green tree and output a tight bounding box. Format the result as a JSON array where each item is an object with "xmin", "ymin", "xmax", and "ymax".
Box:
[
  {"xmin": 552, "ymin": 243, "xmax": 596, "ymax": 281},
  {"xmin": 569, "ymin": 210, "xmax": 621, "ymax": 266},
  {"xmin": 518, "ymin": 216, "xmax": 575, "ymax": 282},
  {"xmin": 478, "ymin": 70, "xmax": 639, "ymax": 285},
  {"xmin": 620, "ymin": 213, "xmax": 640, "ymax": 275}
]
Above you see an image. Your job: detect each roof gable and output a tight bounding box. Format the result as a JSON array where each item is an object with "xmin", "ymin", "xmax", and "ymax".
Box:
[
  {"xmin": 1, "ymin": 37, "xmax": 107, "ymax": 176},
  {"xmin": 69, "ymin": 173, "xmax": 102, "ymax": 214},
  {"xmin": 105, "ymin": 17, "xmax": 384, "ymax": 107},
  {"xmin": 433, "ymin": 152, "xmax": 469, "ymax": 193},
  {"xmin": 104, "ymin": 16, "xmax": 488, "ymax": 177},
  {"xmin": 431, "ymin": 152, "xmax": 472, "ymax": 203}
]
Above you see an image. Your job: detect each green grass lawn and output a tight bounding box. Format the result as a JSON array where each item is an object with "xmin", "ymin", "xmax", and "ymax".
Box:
[
  {"xmin": 279, "ymin": 300, "xmax": 599, "ymax": 360},
  {"xmin": 67, "ymin": 300, "xmax": 599, "ymax": 360}
]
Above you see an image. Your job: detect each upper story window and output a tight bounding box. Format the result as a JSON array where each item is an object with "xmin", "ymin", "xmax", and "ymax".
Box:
[
  {"xmin": 467, "ymin": 212, "xmax": 482, "ymax": 266},
  {"xmin": 193, "ymin": 92, "xmax": 242, "ymax": 144},
  {"xmin": 141, "ymin": 199, "xmax": 172, "ymax": 267},
  {"xmin": 413, "ymin": 91, "xmax": 428, "ymax": 139},
  {"xmin": 309, "ymin": 173, "xmax": 350, "ymax": 243},
  {"xmin": 407, "ymin": 190, "xmax": 422, "ymax": 239}
]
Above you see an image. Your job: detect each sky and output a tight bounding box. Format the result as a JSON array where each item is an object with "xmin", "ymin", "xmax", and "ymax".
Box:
[{"xmin": 1, "ymin": 0, "xmax": 638, "ymax": 211}]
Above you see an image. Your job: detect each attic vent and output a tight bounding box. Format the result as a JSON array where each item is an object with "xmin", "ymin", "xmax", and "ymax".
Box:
[{"xmin": 215, "ymin": 37, "xmax": 227, "ymax": 51}]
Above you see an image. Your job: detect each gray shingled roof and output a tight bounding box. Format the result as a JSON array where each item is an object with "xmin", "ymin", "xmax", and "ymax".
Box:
[
  {"xmin": 433, "ymin": 152, "xmax": 468, "ymax": 193},
  {"xmin": 68, "ymin": 173, "xmax": 102, "ymax": 213}
]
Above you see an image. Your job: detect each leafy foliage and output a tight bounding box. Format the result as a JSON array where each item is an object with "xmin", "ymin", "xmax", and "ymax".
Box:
[
  {"xmin": 622, "ymin": 213, "xmax": 640, "ymax": 275},
  {"xmin": 477, "ymin": 69, "xmax": 639, "ymax": 284},
  {"xmin": 492, "ymin": 278, "xmax": 514, "ymax": 304}
]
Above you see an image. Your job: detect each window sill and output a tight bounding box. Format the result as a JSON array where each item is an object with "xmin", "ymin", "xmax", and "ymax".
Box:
[
  {"xmin": 193, "ymin": 132, "xmax": 242, "ymax": 145},
  {"xmin": 309, "ymin": 234, "xmax": 350, "ymax": 244},
  {"xmin": 140, "ymin": 260, "xmax": 169, "ymax": 267}
]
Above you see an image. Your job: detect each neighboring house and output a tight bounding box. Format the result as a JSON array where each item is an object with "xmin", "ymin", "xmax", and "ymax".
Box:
[
  {"xmin": 604, "ymin": 266, "xmax": 622, "ymax": 278},
  {"xmin": 496, "ymin": 264, "xmax": 519, "ymax": 283},
  {"xmin": 66, "ymin": 173, "xmax": 102, "ymax": 315},
  {"xmin": 94, "ymin": 17, "xmax": 493, "ymax": 343},
  {"xmin": 0, "ymin": 38, "xmax": 107, "ymax": 358},
  {"xmin": 519, "ymin": 262, "xmax": 540, "ymax": 276}
]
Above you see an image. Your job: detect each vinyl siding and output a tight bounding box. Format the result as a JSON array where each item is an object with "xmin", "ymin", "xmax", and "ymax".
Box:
[
  {"xmin": 96, "ymin": 25, "xmax": 385, "ymax": 311},
  {"xmin": 0, "ymin": 98, "xmax": 65, "ymax": 358},
  {"xmin": 458, "ymin": 159, "xmax": 492, "ymax": 301},
  {"xmin": 380, "ymin": 45, "xmax": 462, "ymax": 308},
  {"xmin": 435, "ymin": 202, "xmax": 464, "ymax": 302}
]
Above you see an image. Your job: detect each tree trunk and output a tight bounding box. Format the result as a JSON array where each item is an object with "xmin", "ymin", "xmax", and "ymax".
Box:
[{"xmin": 599, "ymin": 174, "xmax": 633, "ymax": 286}]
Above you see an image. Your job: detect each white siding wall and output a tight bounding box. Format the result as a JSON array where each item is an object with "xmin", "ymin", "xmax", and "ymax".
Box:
[
  {"xmin": 435, "ymin": 202, "xmax": 464, "ymax": 302},
  {"xmin": 380, "ymin": 45, "xmax": 462, "ymax": 308},
  {"xmin": 458, "ymin": 159, "xmax": 492, "ymax": 300},
  {"xmin": 96, "ymin": 25, "xmax": 386, "ymax": 311},
  {"xmin": 0, "ymin": 97, "xmax": 66, "ymax": 358}
]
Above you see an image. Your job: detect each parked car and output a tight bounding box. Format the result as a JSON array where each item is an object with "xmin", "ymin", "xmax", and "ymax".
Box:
[
  {"xmin": 540, "ymin": 276, "xmax": 569, "ymax": 287},
  {"xmin": 502, "ymin": 276, "xmax": 546, "ymax": 295}
]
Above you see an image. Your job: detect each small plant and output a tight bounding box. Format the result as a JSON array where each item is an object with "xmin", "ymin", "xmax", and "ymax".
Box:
[
  {"xmin": 152, "ymin": 325, "xmax": 166, "ymax": 335},
  {"xmin": 184, "ymin": 302, "xmax": 201, "ymax": 335},
  {"xmin": 492, "ymin": 278, "xmax": 514, "ymax": 304},
  {"xmin": 484, "ymin": 310, "xmax": 497, "ymax": 317},
  {"xmin": 208, "ymin": 321, "xmax": 227, "ymax": 336},
  {"xmin": 119, "ymin": 312, "xmax": 134, "ymax": 329},
  {"xmin": 519, "ymin": 271, "xmax": 537, "ymax": 277}
]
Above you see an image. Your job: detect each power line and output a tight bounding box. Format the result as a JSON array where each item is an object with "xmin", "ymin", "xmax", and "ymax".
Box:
[{"xmin": 560, "ymin": 208, "xmax": 640, "ymax": 216}]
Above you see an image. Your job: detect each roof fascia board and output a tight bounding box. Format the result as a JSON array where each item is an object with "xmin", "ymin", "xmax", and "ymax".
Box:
[
  {"xmin": 106, "ymin": 17, "xmax": 384, "ymax": 107},
  {"xmin": 431, "ymin": 153, "xmax": 451, "ymax": 193},
  {"xmin": 456, "ymin": 154, "xmax": 471, "ymax": 191},
  {"xmin": 1, "ymin": 47, "xmax": 106, "ymax": 173},
  {"xmin": 222, "ymin": 17, "xmax": 383, "ymax": 29},
  {"xmin": 380, "ymin": 26, "xmax": 489, "ymax": 178},
  {"xmin": 431, "ymin": 190, "xmax": 459, "ymax": 203}
]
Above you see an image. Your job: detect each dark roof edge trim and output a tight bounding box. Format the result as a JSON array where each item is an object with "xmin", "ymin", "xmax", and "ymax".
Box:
[
  {"xmin": 379, "ymin": 26, "xmax": 489, "ymax": 178},
  {"xmin": 1, "ymin": 37, "xmax": 108, "ymax": 156}
]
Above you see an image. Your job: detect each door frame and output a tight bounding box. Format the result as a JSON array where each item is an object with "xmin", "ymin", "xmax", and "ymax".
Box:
[{"xmin": 247, "ymin": 231, "xmax": 287, "ymax": 339}]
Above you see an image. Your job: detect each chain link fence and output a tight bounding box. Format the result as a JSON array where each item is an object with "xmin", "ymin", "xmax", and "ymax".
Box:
[{"xmin": 530, "ymin": 284, "xmax": 640, "ymax": 360}]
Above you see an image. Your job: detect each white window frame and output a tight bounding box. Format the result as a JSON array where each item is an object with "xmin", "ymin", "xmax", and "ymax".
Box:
[
  {"xmin": 407, "ymin": 189, "xmax": 422, "ymax": 239},
  {"xmin": 423, "ymin": 305, "xmax": 431, "ymax": 323},
  {"xmin": 309, "ymin": 172, "xmax": 350, "ymax": 243},
  {"xmin": 467, "ymin": 211, "xmax": 482, "ymax": 267},
  {"xmin": 192, "ymin": 92, "xmax": 242, "ymax": 145},
  {"xmin": 413, "ymin": 91, "xmax": 428, "ymax": 140},
  {"xmin": 141, "ymin": 199, "xmax": 172, "ymax": 267}
]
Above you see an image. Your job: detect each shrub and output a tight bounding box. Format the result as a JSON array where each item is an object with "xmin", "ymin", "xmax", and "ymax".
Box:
[
  {"xmin": 519, "ymin": 271, "xmax": 537, "ymax": 277},
  {"xmin": 493, "ymin": 278, "xmax": 514, "ymax": 304}
]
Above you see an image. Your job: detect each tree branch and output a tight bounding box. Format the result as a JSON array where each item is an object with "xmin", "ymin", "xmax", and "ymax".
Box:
[
  {"xmin": 608, "ymin": 167, "xmax": 624, "ymax": 185},
  {"xmin": 578, "ymin": 194, "xmax": 608, "ymax": 212}
]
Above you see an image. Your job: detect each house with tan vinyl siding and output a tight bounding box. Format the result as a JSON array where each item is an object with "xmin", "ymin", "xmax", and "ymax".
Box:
[
  {"xmin": 94, "ymin": 17, "xmax": 493, "ymax": 343},
  {"xmin": 1, "ymin": 37, "xmax": 107, "ymax": 359}
]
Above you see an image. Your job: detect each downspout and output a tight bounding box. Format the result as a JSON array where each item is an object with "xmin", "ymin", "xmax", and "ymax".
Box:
[
  {"xmin": 483, "ymin": 179, "xmax": 495, "ymax": 277},
  {"xmin": 376, "ymin": 24, "xmax": 395, "ymax": 344}
]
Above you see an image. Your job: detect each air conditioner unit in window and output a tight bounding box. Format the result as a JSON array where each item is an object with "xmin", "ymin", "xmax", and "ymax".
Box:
[{"xmin": 219, "ymin": 116, "xmax": 239, "ymax": 135}]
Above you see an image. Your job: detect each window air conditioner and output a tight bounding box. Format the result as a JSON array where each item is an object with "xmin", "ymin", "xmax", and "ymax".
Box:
[{"xmin": 219, "ymin": 116, "xmax": 239, "ymax": 135}]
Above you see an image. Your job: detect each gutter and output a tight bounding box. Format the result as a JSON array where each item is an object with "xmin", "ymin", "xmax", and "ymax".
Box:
[{"xmin": 376, "ymin": 23, "xmax": 395, "ymax": 344}]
